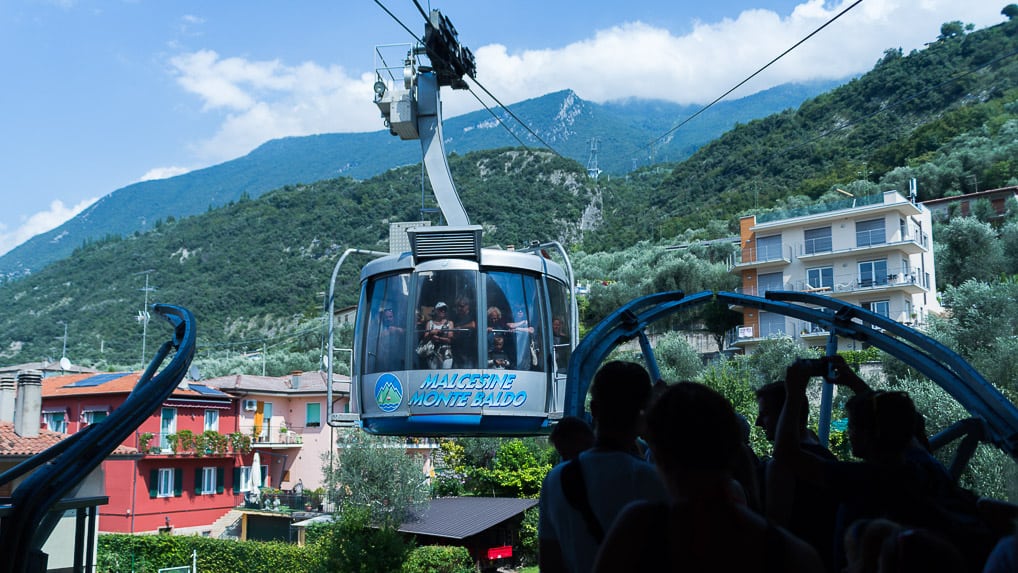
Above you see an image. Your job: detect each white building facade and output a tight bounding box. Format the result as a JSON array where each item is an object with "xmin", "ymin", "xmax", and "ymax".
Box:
[{"xmin": 732, "ymin": 190, "xmax": 941, "ymax": 352}]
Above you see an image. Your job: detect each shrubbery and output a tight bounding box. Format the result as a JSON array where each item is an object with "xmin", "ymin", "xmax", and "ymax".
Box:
[
  {"xmin": 401, "ymin": 545, "xmax": 474, "ymax": 573},
  {"xmin": 98, "ymin": 533, "xmax": 321, "ymax": 573}
]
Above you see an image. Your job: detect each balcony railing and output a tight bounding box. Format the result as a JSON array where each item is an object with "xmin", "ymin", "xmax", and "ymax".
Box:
[
  {"xmin": 240, "ymin": 423, "xmax": 307, "ymax": 445},
  {"xmin": 138, "ymin": 431, "xmax": 248, "ymax": 456},
  {"xmin": 242, "ymin": 490, "xmax": 332, "ymax": 513}
]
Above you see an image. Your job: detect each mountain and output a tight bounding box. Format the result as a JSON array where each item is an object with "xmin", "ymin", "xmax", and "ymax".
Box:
[
  {"xmin": 594, "ymin": 16, "xmax": 1018, "ymax": 239},
  {"xmin": 0, "ymin": 81, "xmax": 842, "ymax": 280},
  {"xmin": 2, "ymin": 18, "xmax": 1015, "ymax": 368},
  {"xmin": 0, "ymin": 149, "xmax": 599, "ymax": 367}
]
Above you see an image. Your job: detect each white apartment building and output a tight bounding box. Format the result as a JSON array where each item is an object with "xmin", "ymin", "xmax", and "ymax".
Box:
[{"xmin": 732, "ymin": 190, "xmax": 941, "ymax": 352}]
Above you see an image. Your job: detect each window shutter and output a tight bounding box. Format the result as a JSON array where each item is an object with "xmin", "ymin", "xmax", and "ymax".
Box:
[
  {"xmin": 195, "ymin": 468, "xmax": 203, "ymax": 494},
  {"xmin": 149, "ymin": 469, "xmax": 158, "ymax": 498},
  {"xmin": 174, "ymin": 468, "xmax": 184, "ymax": 497},
  {"xmin": 233, "ymin": 467, "xmax": 241, "ymax": 493},
  {"xmin": 216, "ymin": 468, "xmax": 225, "ymax": 494}
]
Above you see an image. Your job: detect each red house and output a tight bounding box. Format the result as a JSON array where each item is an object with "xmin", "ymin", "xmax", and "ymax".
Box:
[{"xmin": 40, "ymin": 371, "xmax": 253, "ymax": 534}]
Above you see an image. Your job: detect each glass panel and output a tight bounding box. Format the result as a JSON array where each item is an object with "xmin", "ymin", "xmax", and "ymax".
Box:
[
  {"xmin": 759, "ymin": 312, "xmax": 787, "ymax": 337},
  {"xmin": 757, "ymin": 271, "xmax": 784, "ymax": 294},
  {"xmin": 85, "ymin": 410, "xmax": 107, "ymax": 425},
  {"xmin": 865, "ymin": 300, "xmax": 890, "ymax": 317},
  {"xmin": 160, "ymin": 408, "xmax": 176, "ymax": 450},
  {"xmin": 203, "ymin": 467, "xmax": 216, "ymax": 494},
  {"xmin": 414, "ymin": 270, "xmax": 475, "ymax": 369},
  {"xmin": 548, "ymin": 280, "xmax": 572, "ymax": 371},
  {"xmin": 807, "ymin": 267, "xmax": 833, "ymax": 290},
  {"xmin": 856, "ymin": 218, "xmax": 886, "ymax": 247},
  {"xmin": 484, "ymin": 271, "xmax": 546, "ymax": 371},
  {"xmin": 240, "ymin": 467, "xmax": 252, "ymax": 492},
  {"xmin": 451, "ymin": 293, "xmax": 479, "ymax": 369},
  {"xmin": 306, "ymin": 402, "xmax": 321, "ymax": 427},
  {"xmin": 44, "ymin": 412, "xmax": 66, "ymax": 433},
  {"xmin": 756, "ymin": 235, "xmax": 783, "ymax": 261},
  {"xmin": 859, "ymin": 259, "xmax": 888, "ymax": 287},
  {"xmin": 362, "ymin": 273, "xmax": 411, "ymax": 374},
  {"xmin": 204, "ymin": 410, "xmax": 219, "ymax": 432},
  {"xmin": 804, "ymin": 227, "xmax": 832, "ymax": 254},
  {"xmin": 158, "ymin": 468, "xmax": 173, "ymax": 497}
]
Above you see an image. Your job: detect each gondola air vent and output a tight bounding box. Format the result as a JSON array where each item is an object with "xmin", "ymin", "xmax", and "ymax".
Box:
[{"xmin": 408, "ymin": 225, "xmax": 482, "ymax": 264}]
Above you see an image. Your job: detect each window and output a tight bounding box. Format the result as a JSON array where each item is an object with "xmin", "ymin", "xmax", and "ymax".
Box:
[
  {"xmin": 160, "ymin": 407, "xmax": 177, "ymax": 451},
  {"xmin": 362, "ymin": 272, "xmax": 411, "ymax": 374},
  {"xmin": 239, "ymin": 466, "xmax": 252, "ymax": 492},
  {"xmin": 757, "ymin": 271, "xmax": 784, "ymax": 295},
  {"xmin": 859, "ymin": 259, "xmax": 888, "ymax": 287},
  {"xmin": 83, "ymin": 409, "xmax": 107, "ymax": 426},
  {"xmin": 306, "ymin": 402, "xmax": 321, "ymax": 427},
  {"xmin": 756, "ymin": 235, "xmax": 783, "ymax": 261},
  {"xmin": 856, "ymin": 218, "xmax": 886, "ymax": 247},
  {"xmin": 485, "ymin": 271, "xmax": 546, "ymax": 372},
  {"xmin": 157, "ymin": 468, "xmax": 174, "ymax": 498},
  {"xmin": 804, "ymin": 226, "xmax": 832, "ymax": 254},
  {"xmin": 864, "ymin": 300, "xmax": 890, "ymax": 318},
  {"xmin": 201, "ymin": 467, "xmax": 216, "ymax": 494},
  {"xmin": 806, "ymin": 267, "xmax": 834, "ymax": 291},
  {"xmin": 549, "ymin": 280, "xmax": 572, "ymax": 371},
  {"xmin": 204, "ymin": 409, "xmax": 219, "ymax": 432},
  {"xmin": 759, "ymin": 312, "xmax": 787, "ymax": 337},
  {"xmin": 42, "ymin": 411, "xmax": 66, "ymax": 433}
]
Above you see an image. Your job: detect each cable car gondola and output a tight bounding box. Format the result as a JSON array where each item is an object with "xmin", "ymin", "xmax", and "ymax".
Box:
[{"xmin": 326, "ymin": 10, "xmax": 578, "ymax": 436}]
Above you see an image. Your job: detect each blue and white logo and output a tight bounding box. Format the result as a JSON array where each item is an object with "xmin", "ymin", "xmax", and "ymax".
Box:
[{"xmin": 374, "ymin": 373, "xmax": 403, "ymax": 413}]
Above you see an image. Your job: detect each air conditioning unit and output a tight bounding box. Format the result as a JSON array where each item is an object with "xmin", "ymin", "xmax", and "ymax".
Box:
[{"xmin": 243, "ymin": 399, "xmax": 258, "ymax": 412}]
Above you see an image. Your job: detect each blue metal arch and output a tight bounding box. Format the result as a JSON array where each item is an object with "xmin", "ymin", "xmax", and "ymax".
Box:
[
  {"xmin": 0, "ymin": 304, "xmax": 197, "ymax": 573},
  {"xmin": 565, "ymin": 290, "xmax": 1018, "ymax": 463}
]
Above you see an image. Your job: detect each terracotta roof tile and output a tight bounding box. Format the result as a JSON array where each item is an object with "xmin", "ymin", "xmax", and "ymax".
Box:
[
  {"xmin": 41, "ymin": 372, "xmax": 228, "ymax": 399},
  {"xmin": 0, "ymin": 422, "xmax": 138, "ymax": 457}
]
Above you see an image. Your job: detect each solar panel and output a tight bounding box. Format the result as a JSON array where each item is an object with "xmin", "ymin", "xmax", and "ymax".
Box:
[
  {"xmin": 63, "ymin": 372, "xmax": 128, "ymax": 388},
  {"xmin": 187, "ymin": 383, "xmax": 229, "ymax": 397}
]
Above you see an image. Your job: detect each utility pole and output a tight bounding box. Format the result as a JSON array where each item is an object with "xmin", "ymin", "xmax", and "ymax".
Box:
[
  {"xmin": 586, "ymin": 138, "xmax": 602, "ymax": 180},
  {"xmin": 136, "ymin": 270, "xmax": 157, "ymax": 367},
  {"xmin": 58, "ymin": 321, "xmax": 67, "ymax": 360}
]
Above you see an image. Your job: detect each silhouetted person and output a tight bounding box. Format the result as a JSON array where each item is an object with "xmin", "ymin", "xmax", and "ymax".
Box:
[
  {"xmin": 757, "ymin": 380, "xmax": 839, "ymax": 570},
  {"xmin": 539, "ymin": 361, "xmax": 667, "ymax": 573},
  {"xmin": 773, "ymin": 356, "xmax": 995, "ymax": 572},
  {"xmin": 550, "ymin": 416, "xmax": 594, "ymax": 463},
  {"xmin": 594, "ymin": 382, "xmax": 823, "ymax": 572}
]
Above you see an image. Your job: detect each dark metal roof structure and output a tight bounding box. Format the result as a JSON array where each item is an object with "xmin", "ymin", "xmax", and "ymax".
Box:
[{"xmin": 399, "ymin": 497, "xmax": 537, "ymax": 540}]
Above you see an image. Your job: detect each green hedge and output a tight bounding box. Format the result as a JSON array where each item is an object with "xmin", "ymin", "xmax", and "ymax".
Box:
[
  {"xmin": 98, "ymin": 533, "xmax": 323, "ymax": 573},
  {"xmin": 402, "ymin": 545, "xmax": 475, "ymax": 573}
]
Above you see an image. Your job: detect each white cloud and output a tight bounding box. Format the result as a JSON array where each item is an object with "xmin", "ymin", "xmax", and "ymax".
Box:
[
  {"xmin": 0, "ymin": 198, "xmax": 98, "ymax": 257},
  {"xmin": 139, "ymin": 166, "xmax": 191, "ymax": 182},
  {"xmin": 462, "ymin": 0, "xmax": 1004, "ymax": 110},
  {"xmin": 168, "ymin": 0, "xmax": 1007, "ymax": 163},
  {"xmin": 170, "ymin": 50, "xmax": 380, "ymax": 162}
]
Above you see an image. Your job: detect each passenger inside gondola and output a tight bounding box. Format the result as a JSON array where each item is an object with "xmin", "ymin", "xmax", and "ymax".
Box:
[
  {"xmin": 419, "ymin": 302, "xmax": 455, "ymax": 369},
  {"xmin": 451, "ymin": 295, "xmax": 478, "ymax": 368},
  {"xmin": 488, "ymin": 333, "xmax": 512, "ymax": 369}
]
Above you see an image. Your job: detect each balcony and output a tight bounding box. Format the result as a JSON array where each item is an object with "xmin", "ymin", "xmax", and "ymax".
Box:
[
  {"xmin": 138, "ymin": 431, "xmax": 250, "ymax": 457},
  {"xmin": 791, "ymin": 272, "xmax": 928, "ymax": 296},
  {"xmin": 240, "ymin": 423, "xmax": 306, "ymax": 449},
  {"xmin": 731, "ymin": 245, "xmax": 791, "ymax": 272},
  {"xmin": 795, "ymin": 233, "xmax": 929, "ymax": 263}
]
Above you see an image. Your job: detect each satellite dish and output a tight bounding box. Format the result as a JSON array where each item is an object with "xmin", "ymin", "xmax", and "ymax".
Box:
[
  {"xmin": 188, "ymin": 365, "xmax": 201, "ymax": 381},
  {"xmin": 59, "ymin": 357, "xmax": 71, "ymax": 371}
]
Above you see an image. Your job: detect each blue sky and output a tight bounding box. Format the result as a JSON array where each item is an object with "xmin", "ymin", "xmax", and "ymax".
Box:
[{"xmin": 0, "ymin": 0, "xmax": 1009, "ymax": 256}]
